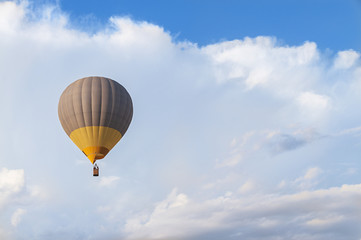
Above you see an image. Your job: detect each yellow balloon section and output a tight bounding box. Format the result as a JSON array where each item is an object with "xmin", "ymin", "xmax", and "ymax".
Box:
[{"xmin": 70, "ymin": 126, "xmax": 122, "ymax": 163}]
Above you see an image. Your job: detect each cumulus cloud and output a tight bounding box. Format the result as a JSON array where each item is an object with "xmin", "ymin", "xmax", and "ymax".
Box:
[
  {"xmin": 123, "ymin": 184, "xmax": 361, "ymax": 240},
  {"xmin": 333, "ymin": 50, "xmax": 360, "ymax": 69},
  {"xmin": 203, "ymin": 38, "xmax": 319, "ymax": 93},
  {"xmin": 0, "ymin": 167, "xmax": 45, "ymax": 239},
  {"xmin": 0, "ymin": 1, "xmax": 25, "ymax": 33},
  {"xmin": 296, "ymin": 91, "xmax": 331, "ymax": 118}
]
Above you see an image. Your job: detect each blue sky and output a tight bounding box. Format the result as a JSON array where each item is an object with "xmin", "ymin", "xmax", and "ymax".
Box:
[
  {"xmin": 55, "ymin": 0, "xmax": 361, "ymax": 51},
  {"xmin": 0, "ymin": 0, "xmax": 361, "ymax": 240}
]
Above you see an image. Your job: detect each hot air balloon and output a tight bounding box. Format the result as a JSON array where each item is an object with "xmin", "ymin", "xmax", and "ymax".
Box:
[{"xmin": 58, "ymin": 76, "xmax": 133, "ymax": 176}]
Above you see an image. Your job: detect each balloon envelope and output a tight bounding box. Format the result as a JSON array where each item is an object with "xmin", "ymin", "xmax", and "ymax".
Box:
[{"xmin": 58, "ymin": 76, "xmax": 133, "ymax": 163}]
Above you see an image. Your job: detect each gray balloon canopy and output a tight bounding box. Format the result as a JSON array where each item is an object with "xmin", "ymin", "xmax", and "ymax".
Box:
[{"xmin": 58, "ymin": 76, "xmax": 133, "ymax": 163}]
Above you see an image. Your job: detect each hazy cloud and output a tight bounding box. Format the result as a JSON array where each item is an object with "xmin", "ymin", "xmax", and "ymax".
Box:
[
  {"xmin": 11, "ymin": 208, "xmax": 26, "ymax": 227},
  {"xmin": 266, "ymin": 128, "xmax": 322, "ymax": 155},
  {"xmin": 98, "ymin": 176, "xmax": 121, "ymax": 187},
  {"xmin": 0, "ymin": 168, "xmax": 25, "ymax": 208}
]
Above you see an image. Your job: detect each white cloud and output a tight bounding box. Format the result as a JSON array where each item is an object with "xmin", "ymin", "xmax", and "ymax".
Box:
[
  {"xmin": 0, "ymin": 1, "xmax": 25, "ymax": 33},
  {"xmin": 303, "ymin": 167, "xmax": 322, "ymax": 180},
  {"xmin": 98, "ymin": 176, "xmax": 120, "ymax": 187},
  {"xmin": 216, "ymin": 153, "xmax": 243, "ymax": 167},
  {"xmin": 265, "ymin": 128, "xmax": 322, "ymax": 154},
  {"xmin": 238, "ymin": 180, "xmax": 255, "ymax": 194},
  {"xmin": 0, "ymin": 168, "xmax": 24, "ymax": 193},
  {"xmin": 123, "ymin": 184, "xmax": 361, "ymax": 240},
  {"xmin": 333, "ymin": 50, "xmax": 360, "ymax": 69},
  {"xmin": 297, "ymin": 91, "xmax": 330, "ymax": 114},
  {"xmin": 306, "ymin": 215, "xmax": 344, "ymax": 228},
  {"xmin": 0, "ymin": 167, "xmax": 45, "ymax": 239},
  {"xmin": 0, "ymin": 168, "xmax": 25, "ymax": 208},
  {"xmin": 11, "ymin": 208, "xmax": 26, "ymax": 226},
  {"xmin": 222, "ymin": 132, "xmax": 256, "ymax": 166},
  {"xmin": 203, "ymin": 38, "xmax": 319, "ymax": 94},
  {"xmin": 339, "ymin": 126, "xmax": 361, "ymax": 136},
  {"xmin": 294, "ymin": 167, "xmax": 323, "ymax": 190},
  {"xmin": 220, "ymin": 128, "xmax": 323, "ymax": 160}
]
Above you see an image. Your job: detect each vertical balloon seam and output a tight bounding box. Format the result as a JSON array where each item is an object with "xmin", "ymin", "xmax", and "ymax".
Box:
[
  {"xmin": 91, "ymin": 78, "xmax": 98, "ymax": 148},
  {"xmin": 105, "ymin": 79, "xmax": 115, "ymax": 149},
  {"xmin": 109, "ymin": 79, "xmax": 119, "ymax": 150},
  {"xmin": 82, "ymin": 78, "xmax": 94, "ymax": 163},
  {"xmin": 117, "ymin": 84, "xmax": 126, "ymax": 136},
  {"xmin": 126, "ymin": 90, "xmax": 133, "ymax": 133},
  {"xmin": 126, "ymin": 92, "xmax": 133, "ymax": 134},
  {"xmin": 77, "ymin": 80, "xmax": 88, "ymax": 150},
  {"xmin": 69, "ymin": 83, "xmax": 81, "ymax": 150},
  {"xmin": 99, "ymin": 79, "xmax": 106, "ymax": 146},
  {"xmin": 79, "ymin": 79, "xmax": 89, "ymax": 151},
  {"xmin": 90, "ymin": 78, "xmax": 95, "ymax": 147},
  {"xmin": 122, "ymin": 87, "xmax": 131, "ymax": 134},
  {"xmin": 82, "ymin": 78, "xmax": 89, "ymax": 140},
  {"xmin": 84, "ymin": 78, "xmax": 93, "ymax": 149},
  {"xmin": 97, "ymin": 78, "xmax": 102, "ymax": 146},
  {"xmin": 95, "ymin": 78, "xmax": 101, "ymax": 146},
  {"xmin": 119, "ymin": 88, "xmax": 127, "ymax": 134},
  {"xmin": 121, "ymin": 90, "xmax": 132, "ymax": 135},
  {"xmin": 118, "ymin": 95, "xmax": 126, "ymax": 135},
  {"xmin": 90, "ymin": 78, "xmax": 98, "ymax": 155},
  {"xmin": 102, "ymin": 79, "xmax": 111, "ymax": 149},
  {"xmin": 109, "ymin": 81, "xmax": 121, "ymax": 151},
  {"xmin": 107, "ymin": 79, "xmax": 116, "ymax": 145},
  {"xmin": 76, "ymin": 80, "xmax": 86, "ymax": 137}
]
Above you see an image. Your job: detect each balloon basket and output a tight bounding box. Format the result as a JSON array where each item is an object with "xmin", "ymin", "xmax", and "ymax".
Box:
[{"xmin": 93, "ymin": 164, "xmax": 99, "ymax": 177}]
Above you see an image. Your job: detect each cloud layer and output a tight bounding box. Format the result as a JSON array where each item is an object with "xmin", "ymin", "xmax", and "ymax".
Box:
[
  {"xmin": 124, "ymin": 184, "xmax": 361, "ymax": 240},
  {"xmin": 0, "ymin": 1, "xmax": 361, "ymax": 239}
]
